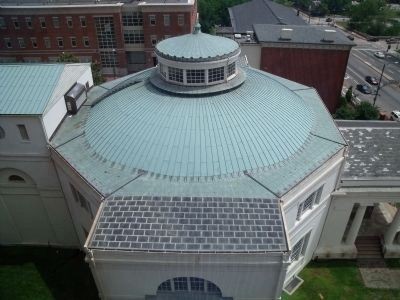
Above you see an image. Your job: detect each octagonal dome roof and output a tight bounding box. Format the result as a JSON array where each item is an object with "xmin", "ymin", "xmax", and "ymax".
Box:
[{"xmin": 156, "ymin": 23, "xmax": 240, "ymax": 62}]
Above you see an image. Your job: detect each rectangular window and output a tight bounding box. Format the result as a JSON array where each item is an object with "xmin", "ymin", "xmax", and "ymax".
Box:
[
  {"xmin": 31, "ymin": 37, "xmax": 37, "ymax": 48},
  {"xmin": 173, "ymin": 277, "xmax": 188, "ymax": 291},
  {"xmin": 100, "ymin": 51, "xmax": 118, "ymax": 68},
  {"xmin": 70, "ymin": 184, "xmax": 93, "ymax": 218},
  {"xmin": 0, "ymin": 17, "xmax": 6, "ymax": 29},
  {"xmin": 56, "ymin": 37, "xmax": 64, "ymax": 48},
  {"xmin": 70, "ymin": 37, "xmax": 77, "ymax": 47},
  {"xmin": 94, "ymin": 16, "xmax": 116, "ymax": 49},
  {"xmin": 296, "ymin": 185, "xmax": 324, "ymax": 221},
  {"xmin": 150, "ymin": 35, "xmax": 157, "ymax": 46},
  {"xmin": 290, "ymin": 231, "xmax": 311, "ymax": 262},
  {"xmin": 25, "ymin": 17, "xmax": 32, "ymax": 29},
  {"xmin": 17, "ymin": 37, "xmax": 26, "ymax": 48},
  {"xmin": 83, "ymin": 36, "xmax": 90, "ymax": 47},
  {"xmin": 190, "ymin": 278, "xmax": 204, "ymax": 291},
  {"xmin": 66, "ymin": 16, "xmax": 73, "ymax": 28},
  {"xmin": 149, "ymin": 15, "xmax": 156, "ymax": 26},
  {"xmin": 80, "ymin": 16, "xmax": 87, "ymax": 27},
  {"xmin": 39, "ymin": 17, "xmax": 46, "ymax": 28},
  {"xmin": 12, "ymin": 17, "xmax": 20, "ymax": 29},
  {"xmin": 163, "ymin": 14, "xmax": 170, "ymax": 26},
  {"xmin": 17, "ymin": 125, "xmax": 29, "ymax": 140},
  {"xmin": 4, "ymin": 38, "xmax": 12, "ymax": 48},
  {"xmin": 208, "ymin": 66, "xmax": 225, "ymax": 83},
  {"xmin": 186, "ymin": 69, "xmax": 205, "ymax": 84},
  {"xmin": 178, "ymin": 14, "xmax": 184, "ymax": 26},
  {"xmin": 168, "ymin": 67, "xmax": 183, "ymax": 83},
  {"xmin": 52, "ymin": 16, "xmax": 60, "ymax": 28},
  {"xmin": 44, "ymin": 37, "xmax": 51, "ymax": 49},
  {"xmin": 227, "ymin": 62, "xmax": 236, "ymax": 77},
  {"xmin": 123, "ymin": 29, "xmax": 144, "ymax": 44},
  {"xmin": 122, "ymin": 11, "xmax": 143, "ymax": 26}
]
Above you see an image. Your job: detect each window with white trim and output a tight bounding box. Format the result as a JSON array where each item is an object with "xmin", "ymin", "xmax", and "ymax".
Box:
[
  {"xmin": 17, "ymin": 38, "xmax": 26, "ymax": 48},
  {"xmin": 163, "ymin": 14, "xmax": 170, "ymax": 26},
  {"xmin": 290, "ymin": 231, "xmax": 311, "ymax": 262},
  {"xmin": 124, "ymin": 29, "xmax": 144, "ymax": 44},
  {"xmin": 56, "ymin": 37, "xmax": 64, "ymax": 48},
  {"xmin": 296, "ymin": 185, "xmax": 324, "ymax": 220},
  {"xmin": 83, "ymin": 36, "xmax": 90, "ymax": 47},
  {"xmin": 31, "ymin": 37, "xmax": 37, "ymax": 48},
  {"xmin": 39, "ymin": 17, "xmax": 46, "ymax": 28},
  {"xmin": 66, "ymin": 16, "xmax": 73, "ymax": 28},
  {"xmin": 149, "ymin": 15, "xmax": 156, "ymax": 26},
  {"xmin": 151, "ymin": 35, "xmax": 157, "ymax": 46},
  {"xmin": 25, "ymin": 17, "xmax": 32, "ymax": 29},
  {"xmin": 227, "ymin": 62, "xmax": 236, "ymax": 77},
  {"xmin": 168, "ymin": 67, "xmax": 183, "ymax": 83},
  {"xmin": 12, "ymin": 17, "xmax": 20, "ymax": 29},
  {"xmin": 70, "ymin": 37, "xmax": 77, "ymax": 47},
  {"xmin": 178, "ymin": 14, "xmax": 184, "ymax": 26},
  {"xmin": 4, "ymin": 38, "xmax": 12, "ymax": 48},
  {"xmin": 208, "ymin": 66, "xmax": 224, "ymax": 83},
  {"xmin": 122, "ymin": 11, "xmax": 143, "ymax": 26},
  {"xmin": 80, "ymin": 16, "xmax": 87, "ymax": 27},
  {"xmin": 70, "ymin": 184, "xmax": 93, "ymax": 218},
  {"xmin": 190, "ymin": 277, "xmax": 205, "ymax": 291},
  {"xmin": 52, "ymin": 17, "xmax": 60, "ymax": 28},
  {"xmin": 173, "ymin": 277, "xmax": 188, "ymax": 291},
  {"xmin": 186, "ymin": 69, "xmax": 205, "ymax": 84}
]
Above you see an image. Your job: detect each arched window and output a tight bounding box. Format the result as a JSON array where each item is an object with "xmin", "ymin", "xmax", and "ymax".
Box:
[
  {"xmin": 157, "ymin": 277, "xmax": 221, "ymax": 295},
  {"xmin": 8, "ymin": 175, "xmax": 25, "ymax": 183}
]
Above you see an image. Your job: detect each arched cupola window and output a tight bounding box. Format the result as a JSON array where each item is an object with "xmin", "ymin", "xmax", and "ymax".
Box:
[{"xmin": 8, "ymin": 175, "xmax": 25, "ymax": 183}]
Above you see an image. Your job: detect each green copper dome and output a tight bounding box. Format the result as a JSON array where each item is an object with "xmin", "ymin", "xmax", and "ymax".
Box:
[{"xmin": 156, "ymin": 23, "xmax": 240, "ymax": 62}]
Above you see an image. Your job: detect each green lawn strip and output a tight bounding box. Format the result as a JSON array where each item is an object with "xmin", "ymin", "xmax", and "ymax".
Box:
[
  {"xmin": 0, "ymin": 246, "xmax": 98, "ymax": 300},
  {"xmin": 0, "ymin": 263, "xmax": 53, "ymax": 300},
  {"xmin": 283, "ymin": 260, "xmax": 400, "ymax": 300}
]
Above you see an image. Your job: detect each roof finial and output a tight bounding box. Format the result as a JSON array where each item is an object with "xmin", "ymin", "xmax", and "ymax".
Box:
[{"xmin": 193, "ymin": 13, "xmax": 201, "ymax": 34}]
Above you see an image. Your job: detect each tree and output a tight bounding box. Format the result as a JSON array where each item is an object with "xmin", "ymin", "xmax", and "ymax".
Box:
[
  {"xmin": 321, "ymin": 0, "xmax": 351, "ymax": 14},
  {"xmin": 355, "ymin": 101, "xmax": 380, "ymax": 120},
  {"xmin": 348, "ymin": 0, "xmax": 399, "ymax": 36},
  {"xmin": 334, "ymin": 104, "xmax": 356, "ymax": 119},
  {"xmin": 345, "ymin": 86, "xmax": 353, "ymax": 103},
  {"xmin": 57, "ymin": 52, "xmax": 105, "ymax": 86}
]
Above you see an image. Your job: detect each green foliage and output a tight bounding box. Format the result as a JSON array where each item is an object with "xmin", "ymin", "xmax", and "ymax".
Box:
[
  {"xmin": 274, "ymin": 0, "xmax": 294, "ymax": 7},
  {"xmin": 345, "ymin": 86, "xmax": 353, "ymax": 103},
  {"xmin": 348, "ymin": 0, "xmax": 400, "ymax": 36},
  {"xmin": 334, "ymin": 103, "xmax": 356, "ymax": 120},
  {"xmin": 322, "ymin": 0, "xmax": 351, "ymax": 14},
  {"xmin": 91, "ymin": 61, "xmax": 105, "ymax": 86},
  {"xmin": 354, "ymin": 101, "xmax": 380, "ymax": 120},
  {"xmin": 198, "ymin": 0, "xmax": 248, "ymax": 33},
  {"xmin": 56, "ymin": 52, "xmax": 79, "ymax": 63},
  {"xmin": 57, "ymin": 52, "xmax": 105, "ymax": 86}
]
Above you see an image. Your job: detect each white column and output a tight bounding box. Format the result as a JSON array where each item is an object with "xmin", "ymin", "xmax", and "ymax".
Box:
[
  {"xmin": 345, "ymin": 205, "xmax": 367, "ymax": 245},
  {"xmin": 384, "ymin": 208, "xmax": 400, "ymax": 245}
]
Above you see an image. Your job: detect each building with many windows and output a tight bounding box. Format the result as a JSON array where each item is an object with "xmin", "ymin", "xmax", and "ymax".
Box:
[
  {"xmin": 1, "ymin": 24, "xmax": 400, "ymax": 299},
  {"xmin": 0, "ymin": 0, "xmax": 197, "ymax": 75}
]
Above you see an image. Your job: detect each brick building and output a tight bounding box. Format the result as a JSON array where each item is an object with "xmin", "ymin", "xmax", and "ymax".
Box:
[{"xmin": 0, "ymin": 0, "xmax": 197, "ymax": 75}]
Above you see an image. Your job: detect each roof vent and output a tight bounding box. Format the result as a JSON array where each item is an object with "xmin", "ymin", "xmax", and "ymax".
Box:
[
  {"xmin": 280, "ymin": 28, "xmax": 293, "ymax": 40},
  {"xmin": 322, "ymin": 29, "xmax": 336, "ymax": 42}
]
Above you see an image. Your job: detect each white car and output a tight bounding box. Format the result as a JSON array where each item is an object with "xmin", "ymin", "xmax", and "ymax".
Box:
[
  {"xmin": 390, "ymin": 110, "xmax": 400, "ymax": 121},
  {"xmin": 374, "ymin": 51, "xmax": 385, "ymax": 58}
]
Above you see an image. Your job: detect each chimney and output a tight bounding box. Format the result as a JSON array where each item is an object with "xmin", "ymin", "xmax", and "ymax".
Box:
[
  {"xmin": 322, "ymin": 29, "xmax": 336, "ymax": 42},
  {"xmin": 280, "ymin": 28, "xmax": 293, "ymax": 40}
]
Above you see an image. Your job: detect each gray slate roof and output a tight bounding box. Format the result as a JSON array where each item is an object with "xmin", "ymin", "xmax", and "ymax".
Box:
[
  {"xmin": 89, "ymin": 195, "xmax": 287, "ymax": 253},
  {"xmin": 229, "ymin": 0, "xmax": 305, "ymax": 32},
  {"xmin": 337, "ymin": 121, "xmax": 400, "ymax": 180},
  {"xmin": 253, "ymin": 24, "xmax": 356, "ymax": 46}
]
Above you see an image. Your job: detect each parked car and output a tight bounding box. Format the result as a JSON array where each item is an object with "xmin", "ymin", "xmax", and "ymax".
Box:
[
  {"xmin": 347, "ymin": 34, "xmax": 355, "ymax": 41},
  {"xmin": 391, "ymin": 110, "xmax": 400, "ymax": 121},
  {"xmin": 365, "ymin": 76, "xmax": 378, "ymax": 85},
  {"xmin": 386, "ymin": 38, "xmax": 397, "ymax": 44},
  {"xmin": 368, "ymin": 37, "xmax": 379, "ymax": 42},
  {"xmin": 326, "ymin": 17, "xmax": 332, "ymax": 22},
  {"xmin": 356, "ymin": 84, "xmax": 372, "ymax": 94},
  {"xmin": 374, "ymin": 51, "xmax": 385, "ymax": 58}
]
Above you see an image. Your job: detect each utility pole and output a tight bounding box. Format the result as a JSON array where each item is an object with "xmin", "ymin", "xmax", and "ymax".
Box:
[{"xmin": 373, "ymin": 64, "xmax": 385, "ymax": 106}]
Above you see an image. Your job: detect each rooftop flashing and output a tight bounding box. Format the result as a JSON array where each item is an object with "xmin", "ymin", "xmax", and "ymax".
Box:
[{"xmin": 156, "ymin": 27, "xmax": 240, "ymax": 62}]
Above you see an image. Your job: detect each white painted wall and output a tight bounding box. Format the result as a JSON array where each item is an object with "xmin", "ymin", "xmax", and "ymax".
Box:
[
  {"xmin": 280, "ymin": 149, "xmax": 346, "ymax": 283},
  {"xmin": 52, "ymin": 152, "xmax": 102, "ymax": 246},
  {"xmin": 42, "ymin": 96, "xmax": 67, "ymax": 140},
  {"xmin": 86, "ymin": 250, "xmax": 289, "ymax": 300},
  {"xmin": 77, "ymin": 67, "xmax": 94, "ymax": 88},
  {"xmin": 240, "ymin": 44, "xmax": 261, "ymax": 69}
]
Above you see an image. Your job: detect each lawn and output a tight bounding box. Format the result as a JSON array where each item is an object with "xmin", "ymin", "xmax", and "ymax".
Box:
[
  {"xmin": 283, "ymin": 260, "xmax": 400, "ymax": 300},
  {"xmin": 0, "ymin": 246, "xmax": 98, "ymax": 300}
]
